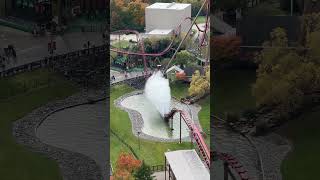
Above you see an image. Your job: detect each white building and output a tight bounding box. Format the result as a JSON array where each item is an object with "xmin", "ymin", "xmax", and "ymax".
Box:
[
  {"xmin": 145, "ymin": 2, "xmax": 191, "ymax": 35},
  {"xmin": 164, "ymin": 150, "xmax": 210, "ymax": 180}
]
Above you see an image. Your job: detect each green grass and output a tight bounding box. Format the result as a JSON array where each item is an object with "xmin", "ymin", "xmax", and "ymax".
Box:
[
  {"xmin": 170, "ymin": 81, "xmax": 189, "ymax": 99},
  {"xmin": 195, "ymin": 16, "xmax": 207, "ymax": 24},
  {"xmin": 213, "ymin": 69, "xmax": 256, "ymax": 117},
  {"xmin": 0, "ymin": 69, "xmax": 78, "ymax": 180},
  {"xmin": 280, "ymin": 107, "xmax": 320, "ymax": 180},
  {"xmin": 111, "ymin": 40, "xmax": 131, "ymax": 49}
]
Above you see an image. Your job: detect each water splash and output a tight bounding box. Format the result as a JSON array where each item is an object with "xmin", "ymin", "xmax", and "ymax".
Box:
[{"xmin": 144, "ymin": 71, "xmax": 171, "ymax": 117}]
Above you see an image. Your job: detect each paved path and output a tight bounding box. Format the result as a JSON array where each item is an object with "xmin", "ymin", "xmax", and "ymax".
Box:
[
  {"xmin": 110, "ymin": 69, "xmax": 149, "ymax": 84},
  {"xmin": 153, "ymin": 171, "xmax": 165, "ymax": 180},
  {"xmin": 0, "ymin": 25, "xmax": 104, "ymax": 72}
]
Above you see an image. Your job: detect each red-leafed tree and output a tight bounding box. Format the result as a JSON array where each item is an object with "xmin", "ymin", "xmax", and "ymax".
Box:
[
  {"xmin": 211, "ymin": 35, "xmax": 241, "ymax": 62},
  {"xmin": 113, "ymin": 152, "xmax": 142, "ymax": 180}
]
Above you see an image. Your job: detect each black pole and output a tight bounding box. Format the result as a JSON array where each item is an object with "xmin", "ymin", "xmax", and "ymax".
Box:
[
  {"xmin": 179, "ymin": 113, "xmax": 181, "ymax": 144},
  {"xmin": 224, "ymin": 162, "xmax": 229, "ymax": 180},
  {"xmin": 138, "ymin": 132, "xmax": 141, "ymax": 150},
  {"xmin": 165, "ymin": 157, "xmax": 167, "ymax": 180}
]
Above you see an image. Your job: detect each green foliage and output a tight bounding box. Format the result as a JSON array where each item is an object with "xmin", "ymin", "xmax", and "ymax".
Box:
[
  {"xmin": 253, "ymin": 26, "xmax": 320, "ymax": 116},
  {"xmin": 175, "ymin": 50, "xmax": 196, "ymax": 67},
  {"xmin": 111, "ymin": 0, "xmax": 147, "ymax": 31},
  {"xmin": 133, "ymin": 162, "xmax": 155, "ymax": 180},
  {"xmin": 189, "ymin": 66, "xmax": 210, "ymax": 97}
]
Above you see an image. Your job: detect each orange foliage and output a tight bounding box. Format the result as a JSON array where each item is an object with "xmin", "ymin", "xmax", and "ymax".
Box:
[{"xmin": 113, "ymin": 152, "xmax": 142, "ymax": 180}]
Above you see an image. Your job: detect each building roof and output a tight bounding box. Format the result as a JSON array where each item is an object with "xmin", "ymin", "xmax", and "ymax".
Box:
[
  {"xmin": 147, "ymin": 29, "xmax": 173, "ymax": 35},
  {"xmin": 146, "ymin": 2, "xmax": 191, "ymax": 10},
  {"xmin": 166, "ymin": 65, "xmax": 183, "ymax": 74},
  {"xmin": 165, "ymin": 150, "xmax": 210, "ymax": 180}
]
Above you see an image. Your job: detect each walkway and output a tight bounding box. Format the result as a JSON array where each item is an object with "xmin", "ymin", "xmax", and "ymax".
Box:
[
  {"xmin": 0, "ymin": 25, "xmax": 104, "ymax": 72},
  {"xmin": 153, "ymin": 171, "xmax": 165, "ymax": 180},
  {"xmin": 110, "ymin": 69, "xmax": 148, "ymax": 84}
]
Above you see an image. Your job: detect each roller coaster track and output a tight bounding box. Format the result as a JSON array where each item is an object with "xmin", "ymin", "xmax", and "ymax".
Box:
[
  {"xmin": 216, "ymin": 152, "xmax": 250, "ymax": 180},
  {"xmin": 110, "ymin": 0, "xmax": 210, "ymax": 73},
  {"xmin": 166, "ymin": 108, "xmax": 210, "ymax": 168}
]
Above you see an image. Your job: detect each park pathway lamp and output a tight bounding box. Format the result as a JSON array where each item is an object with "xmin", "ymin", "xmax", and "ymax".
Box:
[{"xmin": 137, "ymin": 131, "xmax": 141, "ymax": 150}]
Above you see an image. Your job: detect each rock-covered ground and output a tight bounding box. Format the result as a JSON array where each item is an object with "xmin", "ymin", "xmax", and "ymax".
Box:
[
  {"xmin": 13, "ymin": 89, "xmax": 107, "ymax": 180},
  {"xmin": 212, "ymin": 120, "xmax": 291, "ymax": 180}
]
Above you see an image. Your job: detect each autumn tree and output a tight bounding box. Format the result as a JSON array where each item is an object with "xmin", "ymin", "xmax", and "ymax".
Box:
[
  {"xmin": 113, "ymin": 152, "xmax": 142, "ymax": 180},
  {"xmin": 253, "ymin": 26, "xmax": 320, "ymax": 117},
  {"xmin": 211, "ymin": 35, "xmax": 241, "ymax": 63},
  {"xmin": 111, "ymin": 0, "xmax": 148, "ymax": 31},
  {"xmin": 189, "ymin": 66, "xmax": 210, "ymax": 98}
]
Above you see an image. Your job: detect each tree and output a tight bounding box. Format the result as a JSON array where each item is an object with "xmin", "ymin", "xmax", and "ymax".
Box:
[
  {"xmin": 111, "ymin": 0, "xmax": 148, "ymax": 31},
  {"xmin": 211, "ymin": 35, "xmax": 241, "ymax": 62},
  {"xmin": 253, "ymin": 26, "xmax": 320, "ymax": 117},
  {"xmin": 113, "ymin": 152, "xmax": 142, "ymax": 180},
  {"xmin": 175, "ymin": 50, "xmax": 196, "ymax": 67},
  {"xmin": 133, "ymin": 162, "xmax": 155, "ymax": 180},
  {"xmin": 188, "ymin": 66, "xmax": 210, "ymax": 97}
]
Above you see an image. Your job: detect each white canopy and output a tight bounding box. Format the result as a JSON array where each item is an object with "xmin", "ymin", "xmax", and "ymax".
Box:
[{"xmin": 165, "ymin": 150, "xmax": 210, "ymax": 180}]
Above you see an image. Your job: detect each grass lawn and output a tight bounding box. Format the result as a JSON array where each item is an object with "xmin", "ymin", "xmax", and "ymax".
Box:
[
  {"xmin": 280, "ymin": 107, "xmax": 320, "ymax": 180},
  {"xmin": 111, "ymin": 40, "xmax": 131, "ymax": 49},
  {"xmin": 110, "ymin": 82, "xmax": 211, "ymax": 166},
  {"xmin": 213, "ymin": 69, "xmax": 256, "ymax": 117},
  {"xmin": 195, "ymin": 16, "xmax": 207, "ymax": 24},
  {"xmin": 0, "ymin": 69, "xmax": 78, "ymax": 180}
]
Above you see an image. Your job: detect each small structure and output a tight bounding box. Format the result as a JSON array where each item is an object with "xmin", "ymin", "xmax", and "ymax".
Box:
[
  {"xmin": 145, "ymin": 2, "xmax": 191, "ymax": 34},
  {"xmin": 164, "ymin": 150, "xmax": 210, "ymax": 180},
  {"xmin": 146, "ymin": 29, "xmax": 173, "ymax": 38},
  {"xmin": 182, "ymin": 66, "xmax": 205, "ymax": 82},
  {"xmin": 165, "ymin": 65, "xmax": 183, "ymax": 81}
]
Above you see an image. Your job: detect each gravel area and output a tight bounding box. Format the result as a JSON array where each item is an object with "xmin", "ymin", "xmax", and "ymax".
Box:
[
  {"xmin": 12, "ymin": 89, "xmax": 107, "ymax": 180},
  {"xmin": 212, "ymin": 121, "xmax": 291, "ymax": 180}
]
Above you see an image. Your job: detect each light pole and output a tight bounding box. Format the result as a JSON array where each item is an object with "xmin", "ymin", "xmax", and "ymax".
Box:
[
  {"xmin": 291, "ymin": 0, "xmax": 293, "ymax": 16},
  {"xmin": 137, "ymin": 131, "xmax": 141, "ymax": 150}
]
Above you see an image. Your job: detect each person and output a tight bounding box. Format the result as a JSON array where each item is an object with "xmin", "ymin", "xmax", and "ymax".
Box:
[{"xmin": 112, "ymin": 75, "xmax": 115, "ymax": 81}]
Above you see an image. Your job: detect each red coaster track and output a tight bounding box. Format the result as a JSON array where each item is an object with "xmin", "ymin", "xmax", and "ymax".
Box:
[{"xmin": 166, "ymin": 108, "xmax": 210, "ymax": 168}]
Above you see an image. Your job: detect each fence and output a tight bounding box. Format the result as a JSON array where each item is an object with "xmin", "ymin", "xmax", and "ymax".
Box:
[
  {"xmin": 0, "ymin": 45, "xmax": 108, "ymax": 78},
  {"xmin": 151, "ymin": 164, "xmax": 165, "ymax": 172}
]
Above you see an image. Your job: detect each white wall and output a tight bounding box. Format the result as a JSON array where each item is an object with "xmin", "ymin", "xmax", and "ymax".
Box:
[{"xmin": 145, "ymin": 4, "xmax": 192, "ymax": 34}]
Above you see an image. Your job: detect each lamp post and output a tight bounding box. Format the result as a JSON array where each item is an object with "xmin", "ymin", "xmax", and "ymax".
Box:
[
  {"xmin": 137, "ymin": 131, "xmax": 141, "ymax": 150},
  {"xmin": 291, "ymin": 0, "xmax": 293, "ymax": 16}
]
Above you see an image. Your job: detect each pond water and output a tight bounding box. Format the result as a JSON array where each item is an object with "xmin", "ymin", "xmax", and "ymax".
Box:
[
  {"xmin": 120, "ymin": 94, "xmax": 194, "ymax": 139},
  {"xmin": 36, "ymin": 101, "xmax": 107, "ymax": 178}
]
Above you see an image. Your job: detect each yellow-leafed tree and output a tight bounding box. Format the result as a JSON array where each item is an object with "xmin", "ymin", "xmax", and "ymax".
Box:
[{"xmin": 188, "ymin": 66, "xmax": 210, "ymax": 98}]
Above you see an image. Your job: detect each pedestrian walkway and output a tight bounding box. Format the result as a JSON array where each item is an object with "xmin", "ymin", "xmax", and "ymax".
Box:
[
  {"xmin": 0, "ymin": 25, "xmax": 104, "ymax": 72},
  {"xmin": 110, "ymin": 69, "xmax": 147, "ymax": 84},
  {"xmin": 153, "ymin": 171, "xmax": 165, "ymax": 180}
]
